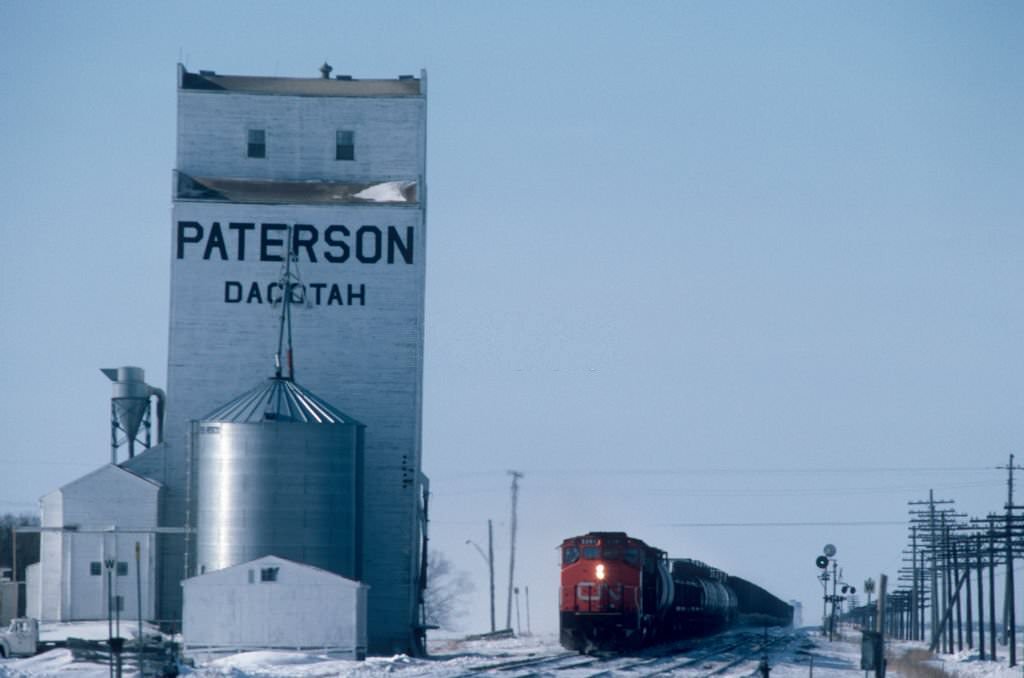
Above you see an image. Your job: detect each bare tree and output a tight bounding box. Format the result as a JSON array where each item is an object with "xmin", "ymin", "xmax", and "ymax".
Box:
[
  {"xmin": 424, "ymin": 550, "xmax": 474, "ymax": 630},
  {"xmin": 0, "ymin": 513, "xmax": 40, "ymax": 582}
]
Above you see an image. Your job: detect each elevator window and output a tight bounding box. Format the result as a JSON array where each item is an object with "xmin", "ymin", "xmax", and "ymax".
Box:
[
  {"xmin": 247, "ymin": 129, "xmax": 266, "ymax": 158},
  {"xmin": 336, "ymin": 130, "xmax": 355, "ymax": 160}
]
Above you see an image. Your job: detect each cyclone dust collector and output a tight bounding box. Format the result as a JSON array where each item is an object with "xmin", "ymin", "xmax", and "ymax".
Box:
[{"xmin": 101, "ymin": 366, "xmax": 166, "ymax": 463}]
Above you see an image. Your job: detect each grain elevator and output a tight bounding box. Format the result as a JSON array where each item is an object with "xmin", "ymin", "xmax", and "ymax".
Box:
[{"xmin": 123, "ymin": 63, "xmax": 429, "ymax": 654}]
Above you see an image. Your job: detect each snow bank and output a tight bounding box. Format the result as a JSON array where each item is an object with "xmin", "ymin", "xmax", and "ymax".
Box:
[
  {"xmin": 5, "ymin": 627, "xmax": 1023, "ymax": 677},
  {"xmin": 0, "ymin": 649, "xmax": 95, "ymax": 678}
]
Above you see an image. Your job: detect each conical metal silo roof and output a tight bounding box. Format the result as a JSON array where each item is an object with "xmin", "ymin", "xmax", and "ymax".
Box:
[{"xmin": 201, "ymin": 377, "xmax": 361, "ymax": 425}]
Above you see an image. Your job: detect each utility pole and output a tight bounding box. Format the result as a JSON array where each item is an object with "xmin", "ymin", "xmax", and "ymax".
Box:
[
  {"xmin": 829, "ymin": 559, "xmax": 838, "ymax": 641},
  {"xmin": 997, "ymin": 454, "xmax": 1022, "ymax": 667},
  {"xmin": 975, "ymin": 532, "xmax": 985, "ymax": 660},
  {"xmin": 950, "ymin": 532, "xmax": 962, "ymax": 651},
  {"xmin": 105, "ymin": 556, "xmax": 115, "ymax": 678},
  {"xmin": 908, "ymin": 490, "xmax": 954, "ymax": 650},
  {"xmin": 505, "ymin": 470, "xmax": 523, "ymax": 632},
  {"xmin": 514, "ymin": 586, "xmax": 521, "ymax": 635},
  {"xmin": 487, "ymin": 519, "xmax": 495, "ymax": 633},
  {"xmin": 525, "ymin": 585, "xmax": 532, "ymax": 635},
  {"xmin": 988, "ymin": 515, "xmax": 997, "ymax": 661},
  {"xmin": 876, "ymin": 574, "xmax": 887, "ymax": 678},
  {"xmin": 135, "ymin": 542, "xmax": 144, "ymax": 678},
  {"xmin": 961, "ymin": 535, "xmax": 972, "ymax": 652},
  {"xmin": 466, "ymin": 520, "xmax": 496, "ymax": 632},
  {"xmin": 910, "ymin": 527, "xmax": 918, "ymax": 641}
]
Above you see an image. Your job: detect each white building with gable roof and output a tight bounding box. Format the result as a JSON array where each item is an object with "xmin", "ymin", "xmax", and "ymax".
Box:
[
  {"xmin": 182, "ymin": 555, "xmax": 367, "ymax": 660},
  {"xmin": 25, "ymin": 464, "xmax": 160, "ymax": 622}
]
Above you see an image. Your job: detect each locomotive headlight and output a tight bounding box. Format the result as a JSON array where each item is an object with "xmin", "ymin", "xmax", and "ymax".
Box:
[{"xmin": 596, "ymin": 563, "xmax": 606, "ymax": 580}]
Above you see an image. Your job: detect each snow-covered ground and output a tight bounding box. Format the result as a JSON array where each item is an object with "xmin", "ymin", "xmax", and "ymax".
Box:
[{"xmin": 2, "ymin": 625, "xmax": 1021, "ymax": 677}]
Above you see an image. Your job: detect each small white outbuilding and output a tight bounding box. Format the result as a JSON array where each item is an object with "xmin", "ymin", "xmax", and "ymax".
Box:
[
  {"xmin": 26, "ymin": 464, "xmax": 161, "ymax": 622},
  {"xmin": 182, "ymin": 555, "xmax": 368, "ymax": 659}
]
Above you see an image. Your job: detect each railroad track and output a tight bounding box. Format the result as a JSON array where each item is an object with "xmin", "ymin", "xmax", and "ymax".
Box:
[
  {"xmin": 449, "ymin": 630, "xmax": 799, "ymax": 677},
  {"xmin": 697, "ymin": 631, "xmax": 796, "ymax": 676},
  {"xmin": 620, "ymin": 638, "xmax": 751, "ymax": 676},
  {"xmin": 448, "ymin": 650, "xmax": 590, "ymax": 676}
]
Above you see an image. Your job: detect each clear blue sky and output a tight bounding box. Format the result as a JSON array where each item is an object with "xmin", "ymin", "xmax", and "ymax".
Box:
[{"xmin": 1, "ymin": 1, "xmax": 1021, "ymax": 634}]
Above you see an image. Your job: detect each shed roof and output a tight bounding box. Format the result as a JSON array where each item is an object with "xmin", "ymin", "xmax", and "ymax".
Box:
[
  {"xmin": 182, "ymin": 554, "xmax": 365, "ymax": 588},
  {"xmin": 57, "ymin": 463, "xmax": 162, "ymax": 494},
  {"xmin": 179, "ymin": 65, "xmax": 422, "ymax": 97}
]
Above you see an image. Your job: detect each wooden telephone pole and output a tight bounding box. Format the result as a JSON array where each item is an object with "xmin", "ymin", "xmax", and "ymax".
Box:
[
  {"xmin": 505, "ymin": 470, "xmax": 523, "ymax": 631},
  {"xmin": 997, "ymin": 454, "xmax": 1024, "ymax": 667}
]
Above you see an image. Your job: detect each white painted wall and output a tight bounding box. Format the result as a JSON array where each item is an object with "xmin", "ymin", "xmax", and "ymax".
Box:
[
  {"xmin": 182, "ymin": 555, "xmax": 367, "ymax": 658},
  {"xmin": 165, "ymin": 202, "xmax": 425, "ymax": 651},
  {"xmin": 29, "ymin": 466, "xmax": 160, "ymax": 622},
  {"xmin": 25, "ymin": 564, "xmax": 40, "ymax": 620},
  {"xmin": 177, "ymin": 89, "xmax": 424, "ymax": 183},
  {"xmin": 38, "ymin": 490, "xmax": 62, "ymax": 621},
  {"xmin": 161, "ymin": 75, "xmax": 428, "ymax": 653}
]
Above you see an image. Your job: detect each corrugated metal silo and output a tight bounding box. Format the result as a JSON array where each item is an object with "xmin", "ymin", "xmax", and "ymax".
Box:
[{"xmin": 193, "ymin": 376, "xmax": 364, "ymax": 580}]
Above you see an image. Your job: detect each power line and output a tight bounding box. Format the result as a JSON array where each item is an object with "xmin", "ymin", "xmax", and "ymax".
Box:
[
  {"xmin": 434, "ymin": 466, "xmax": 997, "ymax": 479},
  {"xmin": 662, "ymin": 520, "xmax": 907, "ymax": 527},
  {"xmin": 429, "ymin": 480, "xmax": 998, "ymax": 499},
  {"xmin": 0, "ymin": 459, "xmax": 103, "ymax": 467}
]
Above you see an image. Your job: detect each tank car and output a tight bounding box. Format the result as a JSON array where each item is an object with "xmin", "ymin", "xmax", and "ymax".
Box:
[
  {"xmin": 559, "ymin": 531, "xmax": 792, "ymax": 652},
  {"xmin": 665, "ymin": 559, "xmax": 737, "ymax": 636}
]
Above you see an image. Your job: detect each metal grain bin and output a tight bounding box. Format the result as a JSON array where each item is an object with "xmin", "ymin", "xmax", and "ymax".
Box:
[{"xmin": 193, "ymin": 377, "xmax": 364, "ymax": 580}]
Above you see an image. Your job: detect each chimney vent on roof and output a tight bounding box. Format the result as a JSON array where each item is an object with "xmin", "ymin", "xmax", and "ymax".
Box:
[
  {"xmin": 398, "ymin": 74, "xmax": 414, "ymax": 80},
  {"xmin": 335, "ymin": 75, "xmax": 353, "ymax": 81},
  {"xmin": 199, "ymin": 70, "xmax": 216, "ymax": 76},
  {"xmin": 320, "ymin": 62, "xmax": 333, "ymax": 79}
]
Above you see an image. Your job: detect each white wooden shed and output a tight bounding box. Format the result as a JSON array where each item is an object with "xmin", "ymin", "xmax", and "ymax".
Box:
[
  {"xmin": 25, "ymin": 464, "xmax": 161, "ymax": 622},
  {"xmin": 182, "ymin": 555, "xmax": 367, "ymax": 659}
]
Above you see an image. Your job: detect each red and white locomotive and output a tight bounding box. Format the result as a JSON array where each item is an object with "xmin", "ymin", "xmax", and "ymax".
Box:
[{"xmin": 559, "ymin": 532, "xmax": 792, "ymax": 652}]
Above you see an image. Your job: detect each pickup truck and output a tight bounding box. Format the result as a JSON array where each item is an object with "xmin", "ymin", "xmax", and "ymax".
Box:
[{"xmin": 0, "ymin": 618, "xmax": 38, "ymax": 658}]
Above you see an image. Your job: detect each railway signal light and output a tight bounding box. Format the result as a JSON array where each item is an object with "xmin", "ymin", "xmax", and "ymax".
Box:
[{"xmin": 815, "ymin": 555, "xmax": 829, "ymax": 569}]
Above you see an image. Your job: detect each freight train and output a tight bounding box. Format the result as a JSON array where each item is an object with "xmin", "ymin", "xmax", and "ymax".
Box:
[{"xmin": 559, "ymin": 532, "xmax": 792, "ymax": 652}]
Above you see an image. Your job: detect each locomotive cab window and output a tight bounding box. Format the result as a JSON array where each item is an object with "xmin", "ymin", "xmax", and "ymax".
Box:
[
  {"xmin": 582, "ymin": 546, "xmax": 600, "ymax": 560},
  {"xmin": 562, "ymin": 545, "xmax": 580, "ymax": 565},
  {"xmin": 624, "ymin": 548, "xmax": 640, "ymax": 565}
]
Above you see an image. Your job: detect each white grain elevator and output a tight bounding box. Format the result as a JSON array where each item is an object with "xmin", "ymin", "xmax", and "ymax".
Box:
[{"xmin": 127, "ymin": 64, "xmax": 429, "ymax": 654}]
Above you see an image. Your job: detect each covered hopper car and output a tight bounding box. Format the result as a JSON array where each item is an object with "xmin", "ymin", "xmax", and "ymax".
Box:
[{"xmin": 559, "ymin": 532, "xmax": 792, "ymax": 652}]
